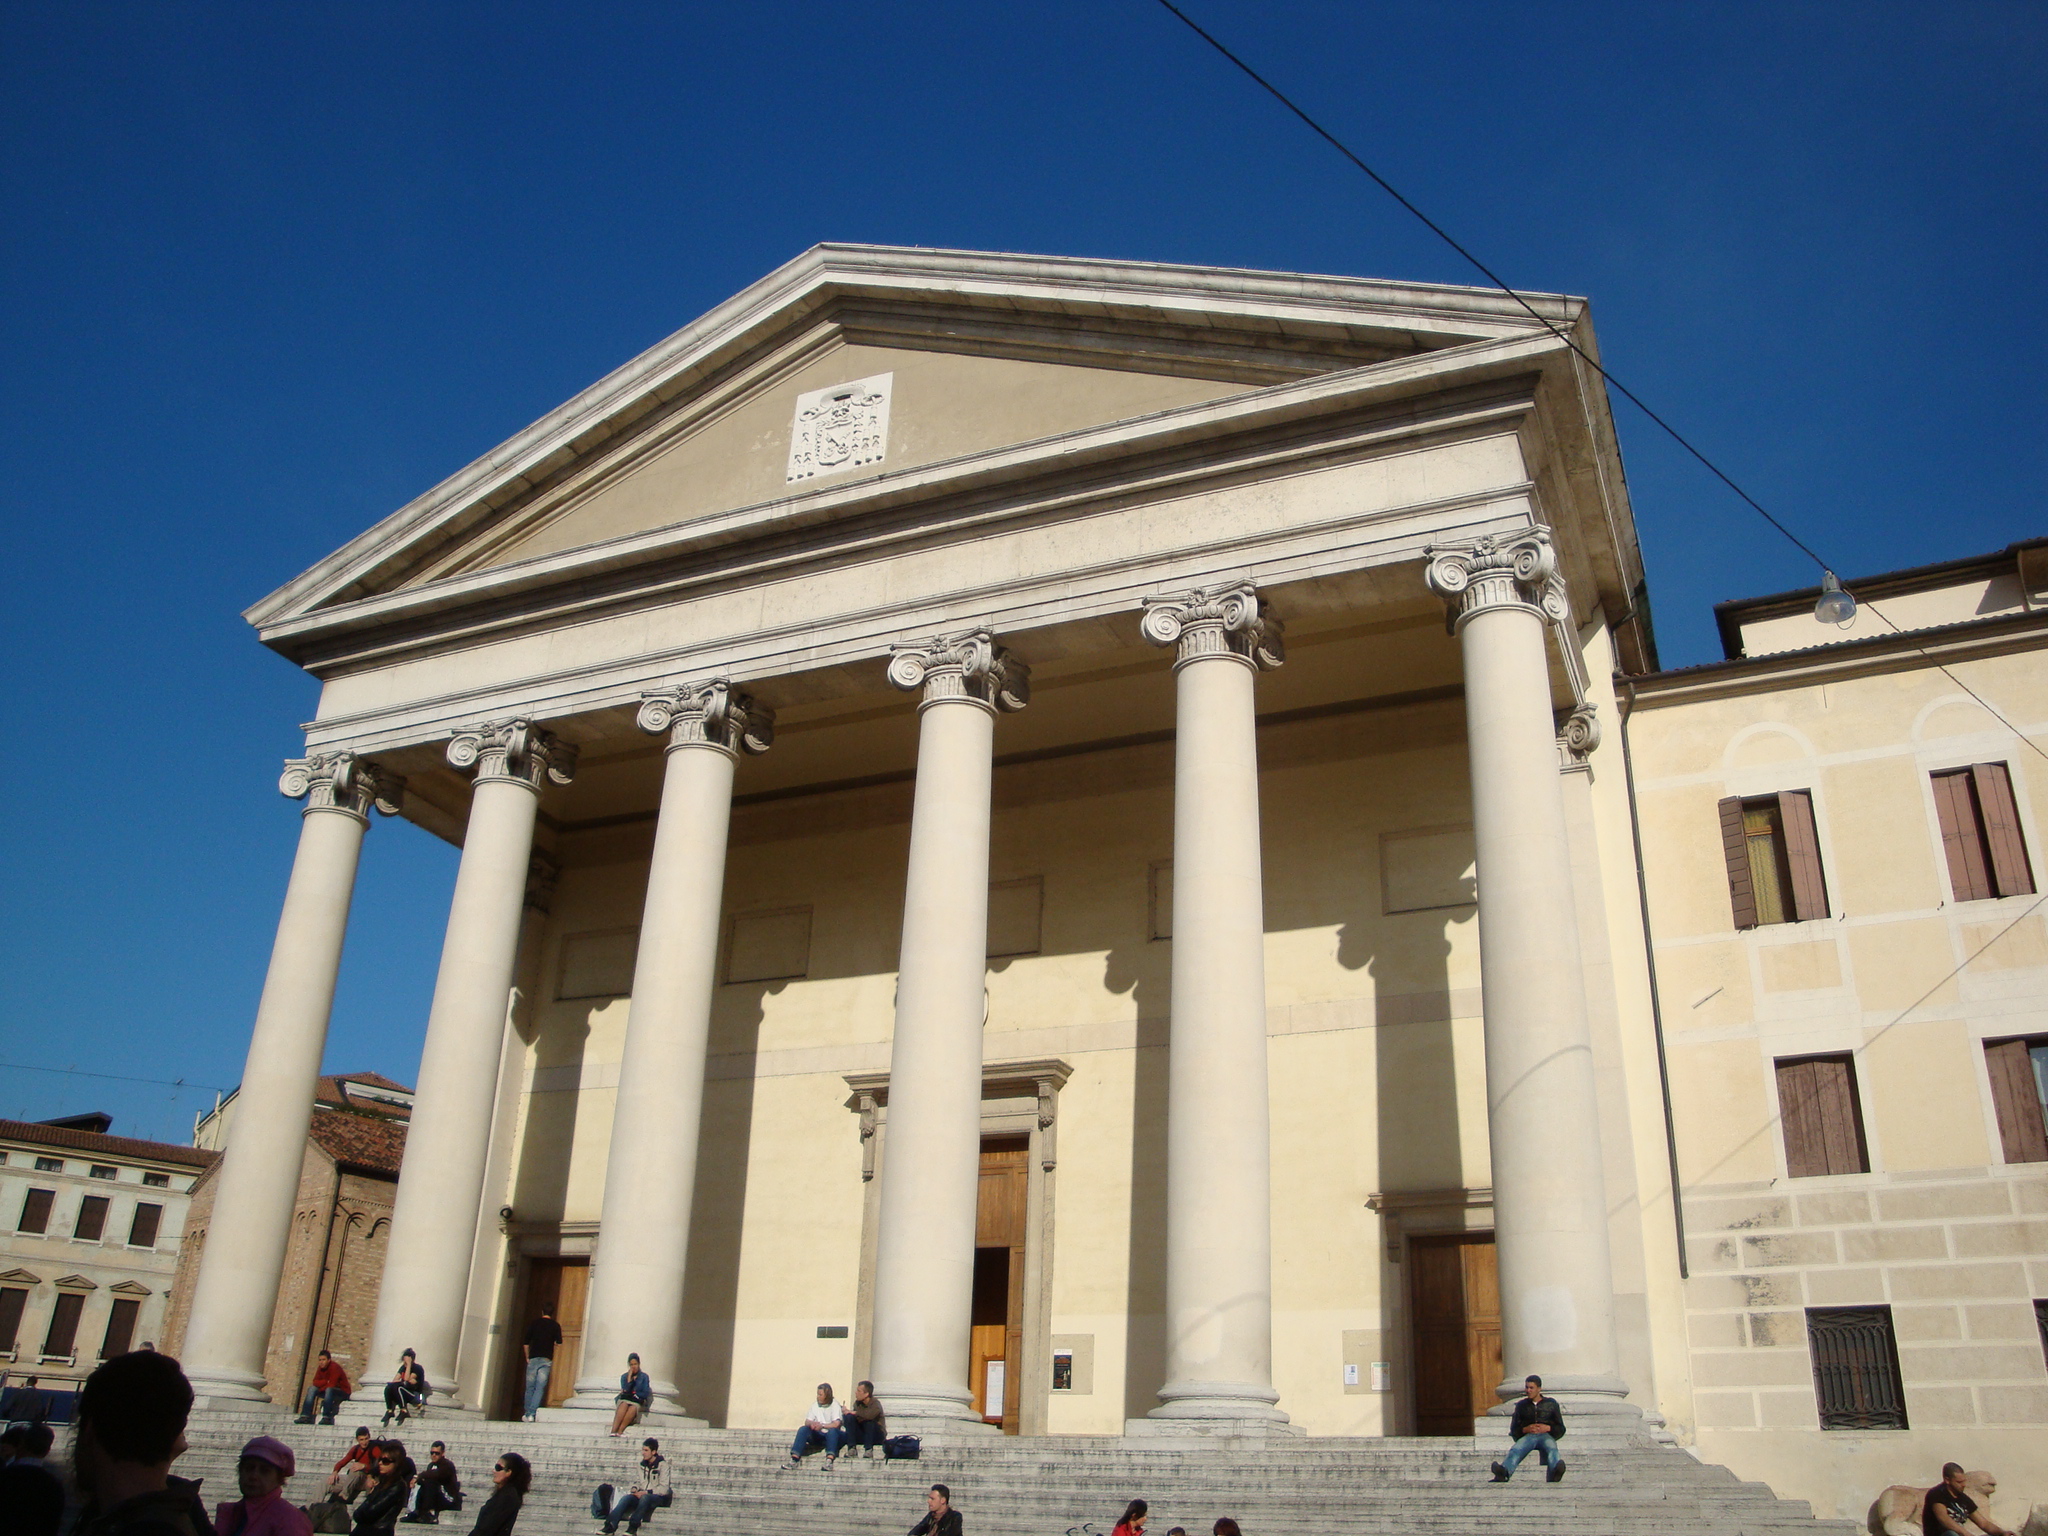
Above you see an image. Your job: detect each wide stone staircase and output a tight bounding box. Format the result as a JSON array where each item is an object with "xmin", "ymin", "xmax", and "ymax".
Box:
[{"xmin": 176, "ymin": 1409, "xmax": 1856, "ymax": 1536}]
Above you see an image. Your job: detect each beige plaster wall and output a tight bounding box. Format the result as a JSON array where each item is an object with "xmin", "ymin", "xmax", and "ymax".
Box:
[
  {"xmin": 481, "ymin": 342, "xmax": 1248, "ymax": 571},
  {"xmin": 1629, "ymin": 640, "xmax": 2048, "ymax": 1517}
]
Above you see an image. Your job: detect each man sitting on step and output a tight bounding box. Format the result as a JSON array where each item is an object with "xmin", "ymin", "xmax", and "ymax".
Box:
[
  {"xmin": 1490, "ymin": 1375, "xmax": 1566, "ymax": 1484},
  {"xmin": 592, "ymin": 1438, "xmax": 671, "ymax": 1535}
]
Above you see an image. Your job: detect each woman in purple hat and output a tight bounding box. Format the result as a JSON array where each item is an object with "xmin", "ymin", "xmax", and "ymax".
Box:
[{"xmin": 217, "ymin": 1436, "xmax": 313, "ymax": 1536}]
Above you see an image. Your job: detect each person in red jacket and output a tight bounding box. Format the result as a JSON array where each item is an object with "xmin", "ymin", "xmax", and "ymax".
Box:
[{"xmin": 296, "ymin": 1351, "xmax": 354, "ymax": 1425}]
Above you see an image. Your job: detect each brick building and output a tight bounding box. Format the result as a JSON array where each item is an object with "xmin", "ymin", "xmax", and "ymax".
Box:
[{"xmin": 164, "ymin": 1075, "xmax": 409, "ymax": 1409}]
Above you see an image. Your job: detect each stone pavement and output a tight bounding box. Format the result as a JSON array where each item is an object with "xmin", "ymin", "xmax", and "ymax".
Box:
[{"xmin": 176, "ymin": 1406, "xmax": 1857, "ymax": 1536}]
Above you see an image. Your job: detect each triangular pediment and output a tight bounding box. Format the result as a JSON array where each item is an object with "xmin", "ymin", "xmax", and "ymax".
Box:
[
  {"xmin": 249, "ymin": 245, "xmax": 1578, "ymax": 637},
  {"xmin": 0, "ymin": 1267, "xmax": 41, "ymax": 1285},
  {"xmin": 53, "ymin": 1273, "xmax": 97, "ymax": 1290},
  {"xmin": 108, "ymin": 1279, "xmax": 153, "ymax": 1296}
]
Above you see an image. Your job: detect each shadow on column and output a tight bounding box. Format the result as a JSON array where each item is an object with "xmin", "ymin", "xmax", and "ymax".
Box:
[
  {"xmin": 1102, "ymin": 938, "xmax": 1170, "ymax": 1422},
  {"xmin": 507, "ymin": 1008, "xmax": 595, "ymax": 1231},
  {"xmin": 676, "ymin": 979, "xmax": 778, "ymax": 1426}
]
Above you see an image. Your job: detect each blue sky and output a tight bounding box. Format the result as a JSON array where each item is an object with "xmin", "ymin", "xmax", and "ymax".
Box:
[{"xmin": 3, "ymin": 2, "xmax": 2043, "ymax": 1141}]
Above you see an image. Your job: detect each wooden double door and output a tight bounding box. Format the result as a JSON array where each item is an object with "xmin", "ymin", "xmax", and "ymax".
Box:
[
  {"xmin": 969, "ymin": 1139, "xmax": 1028, "ymax": 1433},
  {"xmin": 496, "ymin": 1257, "xmax": 588, "ymax": 1419},
  {"xmin": 1408, "ymin": 1233, "xmax": 1501, "ymax": 1436}
]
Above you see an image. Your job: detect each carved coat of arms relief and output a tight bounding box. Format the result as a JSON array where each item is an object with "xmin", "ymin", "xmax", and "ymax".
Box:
[{"xmin": 786, "ymin": 372, "xmax": 893, "ymax": 484}]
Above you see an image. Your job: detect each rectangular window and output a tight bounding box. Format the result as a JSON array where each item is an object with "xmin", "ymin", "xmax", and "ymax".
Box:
[
  {"xmin": 88, "ymin": 1164, "xmax": 116, "ymax": 1180},
  {"xmin": 18, "ymin": 1188, "xmax": 54, "ymax": 1234},
  {"xmin": 142, "ymin": 1171, "xmax": 170, "ymax": 1189},
  {"xmin": 2036, "ymin": 1300, "xmax": 2048, "ymax": 1373},
  {"xmin": 1719, "ymin": 791, "xmax": 1829, "ymax": 929},
  {"xmin": 1808, "ymin": 1306, "xmax": 1908, "ymax": 1429},
  {"xmin": 1932, "ymin": 764, "xmax": 2036, "ymax": 901},
  {"xmin": 1776, "ymin": 1054, "xmax": 1870, "ymax": 1177},
  {"xmin": 33, "ymin": 1157, "xmax": 61, "ymax": 1173},
  {"xmin": 43, "ymin": 1292, "xmax": 85, "ymax": 1359},
  {"xmin": 128, "ymin": 1203, "xmax": 163, "ymax": 1249},
  {"xmin": 75, "ymin": 1194, "xmax": 110, "ymax": 1242},
  {"xmin": 0, "ymin": 1287, "xmax": 26, "ymax": 1352},
  {"xmin": 127, "ymin": 1204, "xmax": 161, "ymax": 1253},
  {"xmin": 101, "ymin": 1297, "xmax": 140, "ymax": 1359},
  {"xmin": 1985, "ymin": 1037, "xmax": 2048, "ymax": 1164}
]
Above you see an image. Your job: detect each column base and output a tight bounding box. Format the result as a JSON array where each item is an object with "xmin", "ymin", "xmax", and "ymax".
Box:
[
  {"xmin": 1122, "ymin": 1416, "xmax": 1304, "ymax": 1441},
  {"xmin": 869, "ymin": 1381, "xmax": 999, "ymax": 1439},
  {"xmin": 1128, "ymin": 1379, "xmax": 1298, "ymax": 1439},
  {"xmin": 536, "ymin": 1406, "xmax": 708, "ymax": 1433},
  {"xmin": 1482, "ymin": 1373, "xmax": 1646, "ymax": 1446},
  {"xmin": 184, "ymin": 1366, "xmax": 272, "ymax": 1404}
]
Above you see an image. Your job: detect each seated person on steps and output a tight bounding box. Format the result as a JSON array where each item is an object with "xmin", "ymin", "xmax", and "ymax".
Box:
[
  {"xmin": 841, "ymin": 1381, "xmax": 886, "ymax": 1460},
  {"xmin": 610, "ymin": 1354, "xmax": 653, "ymax": 1438},
  {"xmin": 591, "ymin": 1438, "xmax": 670, "ymax": 1535},
  {"xmin": 783, "ymin": 1383, "xmax": 847, "ymax": 1470},
  {"xmin": 1490, "ymin": 1375, "xmax": 1566, "ymax": 1484}
]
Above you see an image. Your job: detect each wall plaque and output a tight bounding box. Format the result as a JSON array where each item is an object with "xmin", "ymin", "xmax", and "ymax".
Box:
[{"xmin": 786, "ymin": 372, "xmax": 893, "ymax": 483}]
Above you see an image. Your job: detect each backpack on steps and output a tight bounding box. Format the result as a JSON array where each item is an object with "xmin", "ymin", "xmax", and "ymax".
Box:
[
  {"xmin": 306, "ymin": 1496, "xmax": 353, "ymax": 1534},
  {"xmin": 883, "ymin": 1435, "xmax": 921, "ymax": 1460}
]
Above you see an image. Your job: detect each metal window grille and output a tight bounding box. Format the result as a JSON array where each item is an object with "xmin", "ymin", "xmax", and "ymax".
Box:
[{"xmin": 1807, "ymin": 1306, "xmax": 1908, "ymax": 1430}]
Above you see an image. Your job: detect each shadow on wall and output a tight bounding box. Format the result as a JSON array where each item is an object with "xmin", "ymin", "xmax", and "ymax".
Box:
[
  {"xmin": 1102, "ymin": 937, "xmax": 1169, "ymax": 1423},
  {"xmin": 677, "ymin": 978, "xmax": 781, "ymax": 1426}
]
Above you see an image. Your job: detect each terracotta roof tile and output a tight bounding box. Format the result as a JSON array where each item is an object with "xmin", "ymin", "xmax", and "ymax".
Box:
[
  {"xmin": 306, "ymin": 1111, "xmax": 407, "ymax": 1177},
  {"xmin": 0, "ymin": 1119, "xmax": 217, "ymax": 1169}
]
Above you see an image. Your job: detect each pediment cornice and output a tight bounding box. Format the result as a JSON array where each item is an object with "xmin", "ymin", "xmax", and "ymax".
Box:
[{"xmin": 246, "ymin": 244, "xmax": 1585, "ymax": 635}]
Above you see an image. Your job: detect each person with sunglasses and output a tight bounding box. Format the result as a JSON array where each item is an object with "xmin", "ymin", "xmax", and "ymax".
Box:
[
  {"xmin": 468, "ymin": 1454, "xmax": 530, "ymax": 1536},
  {"xmin": 352, "ymin": 1443, "xmax": 414, "ymax": 1535}
]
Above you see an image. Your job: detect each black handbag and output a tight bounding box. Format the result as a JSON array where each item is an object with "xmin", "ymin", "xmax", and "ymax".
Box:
[{"xmin": 882, "ymin": 1435, "xmax": 921, "ymax": 1460}]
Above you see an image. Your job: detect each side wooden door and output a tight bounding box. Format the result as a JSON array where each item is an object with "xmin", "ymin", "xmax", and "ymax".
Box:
[
  {"xmin": 971, "ymin": 1140, "xmax": 1029, "ymax": 1432},
  {"xmin": 1408, "ymin": 1233, "xmax": 1500, "ymax": 1435},
  {"xmin": 506, "ymin": 1257, "xmax": 591, "ymax": 1415}
]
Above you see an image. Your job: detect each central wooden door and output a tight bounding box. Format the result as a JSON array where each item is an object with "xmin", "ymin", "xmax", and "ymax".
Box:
[
  {"xmin": 1408, "ymin": 1233, "xmax": 1500, "ymax": 1436},
  {"xmin": 970, "ymin": 1139, "xmax": 1028, "ymax": 1433},
  {"xmin": 500, "ymin": 1257, "xmax": 589, "ymax": 1417}
]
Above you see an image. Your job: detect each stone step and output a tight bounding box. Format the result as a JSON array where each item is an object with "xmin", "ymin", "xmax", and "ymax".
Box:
[{"xmin": 163, "ymin": 1407, "xmax": 1855, "ymax": 1536}]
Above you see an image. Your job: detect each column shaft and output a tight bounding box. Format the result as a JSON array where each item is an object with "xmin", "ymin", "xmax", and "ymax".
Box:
[
  {"xmin": 1136, "ymin": 583, "xmax": 1289, "ymax": 1433},
  {"xmin": 183, "ymin": 796, "xmax": 370, "ymax": 1399},
  {"xmin": 868, "ymin": 632, "xmax": 1027, "ymax": 1430},
  {"xmin": 1431, "ymin": 530, "xmax": 1632, "ymax": 1418},
  {"xmin": 572, "ymin": 684, "xmax": 769, "ymax": 1414},
  {"xmin": 370, "ymin": 723, "xmax": 569, "ymax": 1403}
]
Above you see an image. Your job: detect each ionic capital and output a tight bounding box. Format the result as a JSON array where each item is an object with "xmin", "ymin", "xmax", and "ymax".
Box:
[
  {"xmin": 1423, "ymin": 527, "xmax": 1569, "ymax": 634},
  {"xmin": 280, "ymin": 751, "xmax": 404, "ymax": 824},
  {"xmin": 1140, "ymin": 580, "xmax": 1284, "ymax": 671},
  {"xmin": 446, "ymin": 719, "xmax": 578, "ymax": 792},
  {"xmin": 886, "ymin": 630, "xmax": 1030, "ymax": 714},
  {"xmin": 1557, "ymin": 702, "xmax": 1601, "ymax": 772},
  {"xmin": 636, "ymin": 681, "xmax": 775, "ymax": 757}
]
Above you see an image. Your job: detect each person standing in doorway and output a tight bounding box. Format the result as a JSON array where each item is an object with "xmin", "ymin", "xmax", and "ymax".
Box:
[
  {"xmin": 521, "ymin": 1309, "xmax": 562, "ymax": 1423},
  {"xmin": 1490, "ymin": 1375, "xmax": 1566, "ymax": 1484}
]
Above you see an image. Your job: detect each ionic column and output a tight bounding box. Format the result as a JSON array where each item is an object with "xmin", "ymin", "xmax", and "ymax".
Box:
[
  {"xmin": 1134, "ymin": 581, "xmax": 1292, "ymax": 1435},
  {"xmin": 369, "ymin": 720, "xmax": 575, "ymax": 1405},
  {"xmin": 183, "ymin": 753, "xmax": 402, "ymax": 1401},
  {"xmin": 1424, "ymin": 529, "xmax": 1635, "ymax": 1422},
  {"xmin": 570, "ymin": 683, "xmax": 773, "ymax": 1415},
  {"xmin": 868, "ymin": 631, "xmax": 1029, "ymax": 1430}
]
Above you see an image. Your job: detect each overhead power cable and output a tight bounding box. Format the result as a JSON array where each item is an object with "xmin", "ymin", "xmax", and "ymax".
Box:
[{"xmin": 1147, "ymin": 0, "xmax": 2047, "ymax": 766}]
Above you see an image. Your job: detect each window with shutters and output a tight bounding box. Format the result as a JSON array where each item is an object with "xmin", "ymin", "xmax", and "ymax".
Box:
[
  {"xmin": 127, "ymin": 1203, "xmax": 163, "ymax": 1249},
  {"xmin": 101, "ymin": 1296, "xmax": 140, "ymax": 1359},
  {"xmin": 18, "ymin": 1188, "xmax": 54, "ymax": 1235},
  {"xmin": 42, "ymin": 1291, "xmax": 85, "ymax": 1359},
  {"xmin": 1932, "ymin": 764, "xmax": 2037, "ymax": 902},
  {"xmin": 75, "ymin": 1194, "xmax": 110, "ymax": 1243},
  {"xmin": 0, "ymin": 1287, "xmax": 26, "ymax": 1353},
  {"xmin": 1808, "ymin": 1306, "xmax": 1908, "ymax": 1429},
  {"xmin": 1776, "ymin": 1054, "xmax": 1870, "ymax": 1177},
  {"xmin": 1719, "ymin": 791, "xmax": 1830, "ymax": 928},
  {"xmin": 1984, "ymin": 1036, "xmax": 2048, "ymax": 1165}
]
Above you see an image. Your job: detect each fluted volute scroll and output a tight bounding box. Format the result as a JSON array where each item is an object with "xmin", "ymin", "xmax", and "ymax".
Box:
[
  {"xmin": 280, "ymin": 751, "xmax": 404, "ymax": 822},
  {"xmin": 637, "ymin": 681, "xmax": 776, "ymax": 756},
  {"xmin": 447, "ymin": 718, "xmax": 578, "ymax": 790},
  {"xmin": 1140, "ymin": 580, "xmax": 1285, "ymax": 671},
  {"xmin": 887, "ymin": 630, "xmax": 1031, "ymax": 712},
  {"xmin": 1558, "ymin": 702, "xmax": 1602, "ymax": 770}
]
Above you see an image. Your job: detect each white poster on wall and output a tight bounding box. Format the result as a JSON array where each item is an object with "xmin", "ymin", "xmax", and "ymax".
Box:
[{"xmin": 983, "ymin": 1358, "xmax": 1005, "ymax": 1418}]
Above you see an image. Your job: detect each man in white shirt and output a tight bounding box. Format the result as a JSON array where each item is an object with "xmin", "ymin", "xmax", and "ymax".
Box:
[{"xmin": 782, "ymin": 1383, "xmax": 848, "ymax": 1471}]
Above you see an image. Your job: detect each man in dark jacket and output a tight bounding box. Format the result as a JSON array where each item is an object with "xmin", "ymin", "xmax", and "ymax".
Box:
[
  {"xmin": 908, "ymin": 1484, "xmax": 963, "ymax": 1536},
  {"xmin": 842, "ymin": 1381, "xmax": 887, "ymax": 1460},
  {"xmin": 1490, "ymin": 1375, "xmax": 1566, "ymax": 1484},
  {"xmin": 403, "ymin": 1441, "xmax": 461, "ymax": 1523},
  {"xmin": 70, "ymin": 1351, "xmax": 210, "ymax": 1536}
]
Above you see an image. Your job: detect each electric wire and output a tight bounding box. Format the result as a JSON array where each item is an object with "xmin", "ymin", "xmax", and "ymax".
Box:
[{"xmin": 1148, "ymin": 0, "xmax": 2048, "ymax": 767}]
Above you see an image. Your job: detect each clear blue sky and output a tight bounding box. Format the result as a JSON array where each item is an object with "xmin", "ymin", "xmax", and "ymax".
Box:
[{"xmin": 3, "ymin": 2, "xmax": 2043, "ymax": 1141}]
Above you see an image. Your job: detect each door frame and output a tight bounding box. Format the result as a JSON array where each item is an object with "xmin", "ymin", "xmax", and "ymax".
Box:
[
  {"xmin": 845, "ymin": 1058, "xmax": 1071, "ymax": 1436},
  {"xmin": 1366, "ymin": 1186, "xmax": 1494, "ymax": 1435},
  {"xmin": 493, "ymin": 1221, "xmax": 599, "ymax": 1420}
]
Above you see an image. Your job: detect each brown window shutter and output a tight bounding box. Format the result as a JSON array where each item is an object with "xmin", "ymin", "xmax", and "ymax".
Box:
[
  {"xmin": 128, "ymin": 1202, "xmax": 163, "ymax": 1248},
  {"xmin": 1985, "ymin": 1038, "xmax": 2048, "ymax": 1164},
  {"xmin": 1777, "ymin": 1059, "xmax": 1827, "ymax": 1177},
  {"xmin": 1719, "ymin": 796, "xmax": 1759, "ymax": 930},
  {"xmin": 1778, "ymin": 790, "xmax": 1830, "ymax": 921},
  {"xmin": 1778, "ymin": 1054, "xmax": 1869, "ymax": 1176},
  {"xmin": 1931, "ymin": 770, "xmax": 1995, "ymax": 902},
  {"xmin": 1972, "ymin": 763, "xmax": 2036, "ymax": 897}
]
